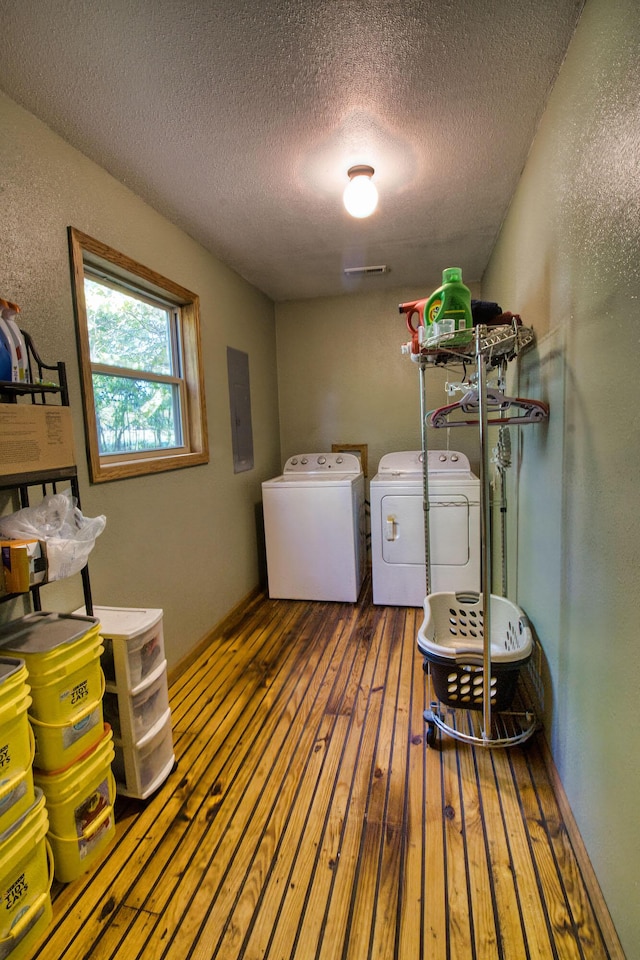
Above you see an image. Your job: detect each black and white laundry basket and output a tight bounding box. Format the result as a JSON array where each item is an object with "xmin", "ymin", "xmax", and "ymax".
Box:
[{"xmin": 417, "ymin": 592, "xmax": 533, "ymax": 712}]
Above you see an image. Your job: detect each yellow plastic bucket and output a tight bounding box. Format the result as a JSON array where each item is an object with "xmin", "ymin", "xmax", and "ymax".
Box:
[
  {"xmin": 0, "ymin": 658, "xmax": 29, "ymax": 708},
  {"xmin": 34, "ymin": 725, "xmax": 116, "ymax": 883},
  {"xmin": 31, "ymin": 687, "xmax": 104, "ymax": 773},
  {"xmin": 0, "ymin": 658, "xmax": 35, "ymax": 835},
  {"xmin": 0, "ymin": 612, "xmax": 103, "ymax": 724},
  {"xmin": 0, "ymin": 789, "xmax": 53, "ymax": 960}
]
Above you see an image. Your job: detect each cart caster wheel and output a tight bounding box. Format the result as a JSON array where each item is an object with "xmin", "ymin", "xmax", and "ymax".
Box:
[{"xmin": 426, "ymin": 722, "xmax": 437, "ymax": 748}]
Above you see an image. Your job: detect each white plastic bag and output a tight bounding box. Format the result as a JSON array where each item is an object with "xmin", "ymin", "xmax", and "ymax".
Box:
[{"xmin": 0, "ymin": 489, "xmax": 106, "ymax": 581}]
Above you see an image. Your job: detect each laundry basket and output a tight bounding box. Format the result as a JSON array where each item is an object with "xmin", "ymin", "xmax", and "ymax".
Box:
[{"xmin": 417, "ymin": 592, "xmax": 533, "ymax": 712}]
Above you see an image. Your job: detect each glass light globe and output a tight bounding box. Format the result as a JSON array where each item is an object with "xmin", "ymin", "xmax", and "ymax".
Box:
[{"xmin": 343, "ymin": 167, "xmax": 378, "ymax": 218}]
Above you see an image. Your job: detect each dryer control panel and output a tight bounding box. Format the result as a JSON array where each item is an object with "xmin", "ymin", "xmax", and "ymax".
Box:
[{"xmin": 376, "ymin": 450, "xmax": 472, "ymax": 477}]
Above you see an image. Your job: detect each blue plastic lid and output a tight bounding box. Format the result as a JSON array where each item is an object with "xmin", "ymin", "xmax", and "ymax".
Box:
[{"xmin": 0, "ymin": 328, "xmax": 12, "ymax": 381}]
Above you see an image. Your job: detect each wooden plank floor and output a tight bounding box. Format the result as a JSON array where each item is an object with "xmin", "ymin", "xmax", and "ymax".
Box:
[{"xmin": 28, "ymin": 579, "xmax": 623, "ymax": 959}]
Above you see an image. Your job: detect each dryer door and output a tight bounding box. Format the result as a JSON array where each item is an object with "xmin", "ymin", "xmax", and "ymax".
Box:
[{"xmin": 380, "ymin": 494, "xmax": 470, "ymax": 566}]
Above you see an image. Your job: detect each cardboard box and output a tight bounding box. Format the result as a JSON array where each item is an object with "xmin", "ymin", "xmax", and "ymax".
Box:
[
  {"xmin": 1, "ymin": 538, "xmax": 47, "ymax": 593},
  {"xmin": 0, "ymin": 404, "xmax": 76, "ymax": 476}
]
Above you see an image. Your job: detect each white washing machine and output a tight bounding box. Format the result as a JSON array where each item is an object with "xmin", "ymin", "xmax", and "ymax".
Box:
[
  {"xmin": 262, "ymin": 452, "xmax": 366, "ymax": 602},
  {"xmin": 370, "ymin": 450, "xmax": 480, "ymax": 606}
]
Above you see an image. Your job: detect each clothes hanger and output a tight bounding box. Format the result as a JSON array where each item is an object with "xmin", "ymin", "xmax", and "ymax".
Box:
[{"xmin": 428, "ymin": 386, "xmax": 549, "ymax": 428}]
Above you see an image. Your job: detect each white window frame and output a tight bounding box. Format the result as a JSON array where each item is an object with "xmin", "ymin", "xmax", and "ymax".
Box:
[{"xmin": 68, "ymin": 227, "xmax": 209, "ymax": 483}]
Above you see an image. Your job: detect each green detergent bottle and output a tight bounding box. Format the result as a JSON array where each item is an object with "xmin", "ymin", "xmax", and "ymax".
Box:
[{"xmin": 425, "ymin": 267, "xmax": 473, "ymax": 337}]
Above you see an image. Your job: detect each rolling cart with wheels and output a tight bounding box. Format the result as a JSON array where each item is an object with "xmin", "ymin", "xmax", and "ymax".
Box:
[
  {"xmin": 403, "ymin": 320, "xmax": 546, "ymax": 748},
  {"xmin": 419, "ymin": 590, "xmax": 536, "ymax": 747}
]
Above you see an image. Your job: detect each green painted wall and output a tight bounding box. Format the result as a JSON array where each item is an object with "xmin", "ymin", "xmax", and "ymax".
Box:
[
  {"xmin": 275, "ymin": 281, "xmax": 482, "ymax": 498},
  {"xmin": 0, "ymin": 91, "xmax": 281, "ymax": 670},
  {"xmin": 483, "ymin": 0, "xmax": 640, "ymax": 952}
]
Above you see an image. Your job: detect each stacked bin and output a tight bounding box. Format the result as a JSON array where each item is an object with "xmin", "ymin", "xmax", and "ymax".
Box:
[
  {"xmin": 0, "ymin": 658, "xmax": 34, "ymax": 834},
  {"xmin": 33, "ymin": 724, "xmax": 115, "ymax": 883},
  {"xmin": 75, "ymin": 606, "xmax": 175, "ymax": 800},
  {"xmin": 0, "ymin": 657, "xmax": 52, "ymax": 960},
  {"xmin": 0, "ymin": 613, "xmax": 116, "ymax": 885}
]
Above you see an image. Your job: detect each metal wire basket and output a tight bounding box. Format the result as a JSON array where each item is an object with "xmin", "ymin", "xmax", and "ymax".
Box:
[
  {"xmin": 417, "ymin": 592, "xmax": 533, "ymax": 712},
  {"xmin": 412, "ymin": 322, "xmax": 536, "ymax": 369}
]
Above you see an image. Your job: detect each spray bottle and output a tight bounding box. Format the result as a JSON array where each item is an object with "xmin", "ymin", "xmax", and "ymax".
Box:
[{"xmin": 425, "ymin": 267, "xmax": 473, "ymax": 336}]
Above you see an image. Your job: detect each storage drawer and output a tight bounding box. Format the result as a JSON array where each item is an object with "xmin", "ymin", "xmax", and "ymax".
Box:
[
  {"xmin": 104, "ymin": 660, "xmax": 169, "ymax": 741},
  {"xmin": 74, "ymin": 606, "xmax": 164, "ymax": 689},
  {"xmin": 112, "ymin": 709, "xmax": 174, "ymax": 800}
]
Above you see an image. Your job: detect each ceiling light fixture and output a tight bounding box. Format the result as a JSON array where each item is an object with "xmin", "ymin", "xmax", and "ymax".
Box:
[{"xmin": 343, "ymin": 165, "xmax": 378, "ymax": 219}]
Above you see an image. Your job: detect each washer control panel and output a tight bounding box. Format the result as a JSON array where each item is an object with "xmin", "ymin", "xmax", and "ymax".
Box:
[{"xmin": 283, "ymin": 452, "xmax": 362, "ymax": 474}]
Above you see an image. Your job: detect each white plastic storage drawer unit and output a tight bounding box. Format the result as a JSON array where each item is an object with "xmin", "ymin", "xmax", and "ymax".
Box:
[
  {"xmin": 96, "ymin": 607, "xmax": 165, "ymax": 688},
  {"xmin": 112, "ymin": 708, "xmax": 174, "ymax": 800},
  {"xmin": 73, "ymin": 605, "xmax": 174, "ymax": 799},
  {"xmin": 103, "ymin": 659, "xmax": 170, "ymax": 742}
]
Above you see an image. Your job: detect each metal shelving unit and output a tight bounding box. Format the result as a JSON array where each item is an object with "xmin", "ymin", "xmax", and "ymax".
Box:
[
  {"xmin": 407, "ymin": 321, "xmax": 543, "ymax": 748},
  {"xmin": 0, "ymin": 331, "xmax": 93, "ymax": 615}
]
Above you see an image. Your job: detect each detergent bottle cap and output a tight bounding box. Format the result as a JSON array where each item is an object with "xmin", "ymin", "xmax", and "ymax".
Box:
[{"xmin": 442, "ymin": 267, "xmax": 463, "ymax": 284}]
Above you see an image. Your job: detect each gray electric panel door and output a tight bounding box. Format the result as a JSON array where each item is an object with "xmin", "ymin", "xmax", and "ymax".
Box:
[{"xmin": 227, "ymin": 347, "xmax": 254, "ymax": 473}]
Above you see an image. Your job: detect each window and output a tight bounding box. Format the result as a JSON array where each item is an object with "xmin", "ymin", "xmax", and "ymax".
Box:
[{"xmin": 68, "ymin": 228, "xmax": 208, "ymax": 482}]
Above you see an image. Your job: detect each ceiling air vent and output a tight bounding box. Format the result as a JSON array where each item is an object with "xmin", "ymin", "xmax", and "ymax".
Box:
[{"xmin": 343, "ymin": 265, "xmax": 389, "ymax": 277}]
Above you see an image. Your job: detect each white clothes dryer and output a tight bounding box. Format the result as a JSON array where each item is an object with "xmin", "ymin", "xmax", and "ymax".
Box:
[
  {"xmin": 370, "ymin": 450, "xmax": 480, "ymax": 606},
  {"xmin": 262, "ymin": 452, "xmax": 366, "ymax": 602}
]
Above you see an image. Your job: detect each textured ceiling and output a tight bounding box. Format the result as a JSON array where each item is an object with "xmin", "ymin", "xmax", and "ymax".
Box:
[{"xmin": 0, "ymin": 0, "xmax": 584, "ymax": 301}]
